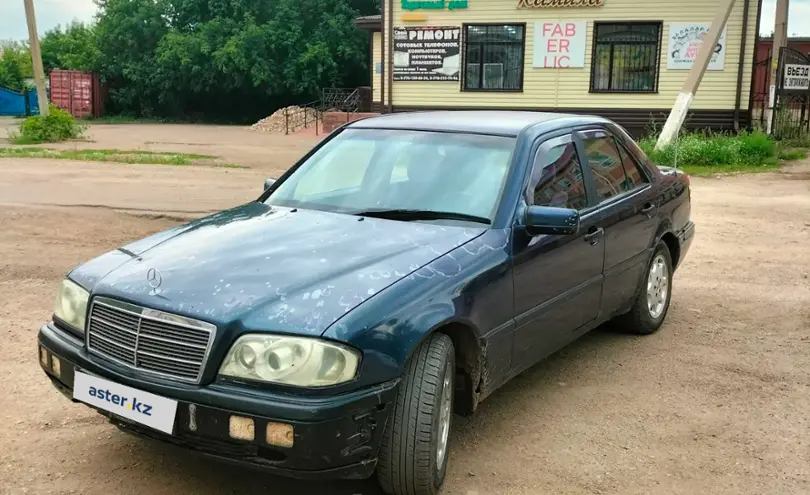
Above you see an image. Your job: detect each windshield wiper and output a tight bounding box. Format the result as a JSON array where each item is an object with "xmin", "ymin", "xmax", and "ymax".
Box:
[{"xmin": 351, "ymin": 208, "xmax": 491, "ymax": 225}]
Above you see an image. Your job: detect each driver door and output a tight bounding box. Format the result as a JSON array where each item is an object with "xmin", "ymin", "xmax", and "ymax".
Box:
[{"xmin": 511, "ymin": 133, "xmax": 605, "ymax": 373}]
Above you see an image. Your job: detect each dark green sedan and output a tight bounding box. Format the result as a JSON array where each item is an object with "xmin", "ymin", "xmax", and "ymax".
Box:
[{"xmin": 39, "ymin": 111, "xmax": 694, "ymax": 495}]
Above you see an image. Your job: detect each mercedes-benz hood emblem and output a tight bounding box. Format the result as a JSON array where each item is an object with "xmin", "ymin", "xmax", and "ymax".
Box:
[{"xmin": 146, "ymin": 268, "xmax": 163, "ymax": 295}]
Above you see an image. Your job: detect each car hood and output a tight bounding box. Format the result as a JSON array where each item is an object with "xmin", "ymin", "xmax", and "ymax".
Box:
[{"xmin": 71, "ymin": 202, "xmax": 485, "ymax": 336}]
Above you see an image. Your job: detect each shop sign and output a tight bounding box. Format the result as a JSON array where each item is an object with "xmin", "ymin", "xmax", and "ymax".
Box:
[
  {"xmin": 667, "ymin": 23, "xmax": 727, "ymax": 71},
  {"xmin": 393, "ymin": 27, "xmax": 461, "ymax": 81},
  {"xmin": 402, "ymin": 0, "xmax": 468, "ymax": 10},
  {"xmin": 784, "ymin": 64, "xmax": 810, "ymax": 91},
  {"xmin": 518, "ymin": 0, "xmax": 603, "ymax": 7},
  {"xmin": 533, "ymin": 21, "xmax": 586, "ymax": 68}
]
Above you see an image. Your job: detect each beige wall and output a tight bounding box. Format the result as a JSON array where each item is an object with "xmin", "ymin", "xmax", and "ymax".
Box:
[{"xmin": 382, "ymin": 0, "xmax": 758, "ymax": 110}]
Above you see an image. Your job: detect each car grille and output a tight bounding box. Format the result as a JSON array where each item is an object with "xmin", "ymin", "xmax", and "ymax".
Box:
[{"xmin": 86, "ymin": 297, "xmax": 216, "ymax": 383}]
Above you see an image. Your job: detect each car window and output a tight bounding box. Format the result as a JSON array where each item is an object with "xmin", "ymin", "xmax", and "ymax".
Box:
[
  {"xmin": 266, "ymin": 128, "xmax": 516, "ymax": 221},
  {"xmin": 616, "ymin": 143, "xmax": 648, "ymax": 188},
  {"xmin": 294, "ymin": 139, "xmax": 376, "ymax": 197},
  {"xmin": 582, "ymin": 133, "xmax": 631, "ymax": 201},
  {"xmin": 530, "ymin": 137, "xmax": 588, "ymax": 211}
]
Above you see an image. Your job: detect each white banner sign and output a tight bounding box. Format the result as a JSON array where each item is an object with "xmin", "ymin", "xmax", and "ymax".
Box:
[
  {"xmin": 533, "ymin": 21, "xmax": 587, "ymax": 68},
  {"xmin": 73, "ymin": 371, "xmax": 178, "ymax": 434},
  {"xmin": 667, "ymin": 23, "xmax": 727, "ymax": 71},
  {"xmin": 784, "ymin": 64, "xmax": 810, "ymax": 91}
]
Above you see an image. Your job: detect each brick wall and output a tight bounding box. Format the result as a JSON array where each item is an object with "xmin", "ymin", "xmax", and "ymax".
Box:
[{"xmin": 322, "ymin": 112, "xmax": 380, "ymax": 133}]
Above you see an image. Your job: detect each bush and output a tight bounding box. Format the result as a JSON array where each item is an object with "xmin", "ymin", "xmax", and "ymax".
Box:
[
  {"xmin": 14, "ymin": 104, "xmax": 86, "ymax": 144},
  {"xmin": 638, "ymin": 130, "xmax": 778, "ymax": 168}
]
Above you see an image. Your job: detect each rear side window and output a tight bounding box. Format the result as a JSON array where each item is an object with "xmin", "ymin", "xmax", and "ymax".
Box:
[
  {"xmin": 530, "ymin": 137, "xmax": 588, "ymax": 210},
  {"xmin": 582, "ymin": 134, "xmax": 632, "ymax": 201},
  {"xmin": 617, "ymin": 144, "xmax": 647, "ymax": 188}
]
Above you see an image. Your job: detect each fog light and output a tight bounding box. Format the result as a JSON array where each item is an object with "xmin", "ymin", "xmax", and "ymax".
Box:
[
  {"xmin": 51, "ymin": 356, "xmax": 61, "ymax": 378},
  {"xmin": 40, "ymin": 347, "xmax": 49, "ymax": 367},
  {"xmin": 229, "ymin": 416, "xmax": 255, "ymax": 441},
  {"xmin": 266, "ymin": 422, "xmax": 294, "ymax": 448}
]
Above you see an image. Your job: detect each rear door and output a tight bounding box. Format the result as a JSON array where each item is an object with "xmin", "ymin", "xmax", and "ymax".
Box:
[
  {"xmin": 577, "ymin": 128, "xmax": 659, "ymax": 317},
  {"xmin": 511, "ymin": 133, "xmax": 604, "ymax": 372}
]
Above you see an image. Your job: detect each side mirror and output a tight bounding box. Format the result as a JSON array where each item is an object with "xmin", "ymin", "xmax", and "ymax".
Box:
[
  {"xmin": 264, "ymin": 178, "xmax": 276, "ymax": 191},
  {"xmin": 525, "ymin": 205, "xmax": 580, "ymax": 236}
]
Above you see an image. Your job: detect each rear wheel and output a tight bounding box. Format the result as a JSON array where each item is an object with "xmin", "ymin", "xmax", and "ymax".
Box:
[
  {"xmin": 616, "ymin": 242, "xmax": 673, "ymax": 335},
  {"xmin": 377, "ymin": 333, "xmax": 455, "ymax": 495}
]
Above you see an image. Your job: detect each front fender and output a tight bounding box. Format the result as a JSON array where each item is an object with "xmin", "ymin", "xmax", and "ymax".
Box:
[{"xmin": 322, "ymin": 230, "xmax": 512, "ymax": 390}]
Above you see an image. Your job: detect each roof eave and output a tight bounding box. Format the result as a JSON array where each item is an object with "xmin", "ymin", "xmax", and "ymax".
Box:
[{"xmin": 355, "ymin": 16, "xmax": 382, "ymax": 31}]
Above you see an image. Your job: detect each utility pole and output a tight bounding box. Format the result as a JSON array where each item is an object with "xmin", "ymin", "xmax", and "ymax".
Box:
[
  {"xmin": 765, "ymin": 0, "xmax": 790, "ymax": 134},
  {"xmin": 656, "ymin": 0, "xmax": 736, "ymax": 150},
  {"xmin": 23, "ymin": 0, "xmax": 49, "ymax": 117}
]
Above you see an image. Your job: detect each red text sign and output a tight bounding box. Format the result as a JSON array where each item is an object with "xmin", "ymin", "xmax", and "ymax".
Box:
[{"xmin": 533, "ymin": 21, "xmax": 587, "ymax": 68}]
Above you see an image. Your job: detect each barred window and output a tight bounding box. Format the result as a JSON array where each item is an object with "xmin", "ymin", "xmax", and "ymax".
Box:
[
  {"xmin": 463, "ymin": 24, "xmax": 525, "ymax": 91},
  {"xmin": 590, "ymin": 22, "xmax": 662, "ymax": 93}
]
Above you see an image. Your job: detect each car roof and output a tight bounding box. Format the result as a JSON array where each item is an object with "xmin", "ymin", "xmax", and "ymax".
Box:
[{"xmin": 346, "ymin": 110, "xmax": 610, "ymax": 137}]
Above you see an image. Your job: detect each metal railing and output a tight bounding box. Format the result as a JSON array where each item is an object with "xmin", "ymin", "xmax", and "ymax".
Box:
[
  {"xmin": 281, "ymin": 88, "xmax": 373, "ymax": 135},
  {"xmin": 321, "ymin": 88, "xmax": 362, "ymax": 113},
  {"xmin": 283, "ymin": 100, "xmax": 322, "ymax": 135}
]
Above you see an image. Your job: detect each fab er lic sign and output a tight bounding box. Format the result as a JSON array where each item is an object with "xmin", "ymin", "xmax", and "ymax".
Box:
[{"xmin": 533, "ymin": 21, "xmax": 586, "ymax": 68}]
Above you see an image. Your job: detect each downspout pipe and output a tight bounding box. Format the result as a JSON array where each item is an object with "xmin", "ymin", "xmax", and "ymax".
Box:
[
  {"xmin": 380, "ymin": 1, "xmax": 385, "ymax": 113},
  {"xmin": 734, "ymin": 0, "xmax": 751, "ymax": 130},
  {"xmin": 387, "ymin": 0, "xmax": 394, "ymax": 113}
]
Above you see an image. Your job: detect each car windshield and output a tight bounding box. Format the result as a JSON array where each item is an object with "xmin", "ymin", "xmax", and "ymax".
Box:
[{"xmin": 265, "ymin": 128, "xmax": 516, "ymax": 223}]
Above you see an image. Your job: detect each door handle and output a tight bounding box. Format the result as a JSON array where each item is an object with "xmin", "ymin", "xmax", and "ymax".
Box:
[
  {"xmin": 641, "ymin": 202, "xmax": 657, "ymax": 218},
  {"xmin": 583, "ymin": 227, "xmax": 604, "ymax": 245}
]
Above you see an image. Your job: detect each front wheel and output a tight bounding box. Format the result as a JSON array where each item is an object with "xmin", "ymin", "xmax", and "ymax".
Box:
[
  {"xmin": 616, "ymin": 242, "xmax": 674, "ymax": 335},
  {"xmin": 377, "ymin": 333, "xmax": 455, "ymax": 495}
]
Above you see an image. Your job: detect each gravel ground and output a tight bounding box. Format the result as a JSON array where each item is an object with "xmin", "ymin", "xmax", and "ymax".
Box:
[{"xmin": 0, "ymin": 155, "xmax": 808, "ymax": 495}]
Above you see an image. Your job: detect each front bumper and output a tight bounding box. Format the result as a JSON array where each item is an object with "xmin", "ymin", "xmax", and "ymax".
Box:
[{"xmin": 38, "ymin": 323, "xmax": 398, "ymax": 480}]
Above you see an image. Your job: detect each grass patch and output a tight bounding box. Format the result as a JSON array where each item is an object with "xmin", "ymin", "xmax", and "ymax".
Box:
[
  {"xmin": 0, "ymin": 147, "xmax": 219, "ymax": 166},
  {"xmin": 778, "ymin": 148, "xmax": 808, "ymax": 161},
  {"xmin": 678, "ymin": 162, "xmax": 782, "ymax": 177},
  {"xmin": 639, "ymin": 130, "xmax": 808, "ymax": 175}
]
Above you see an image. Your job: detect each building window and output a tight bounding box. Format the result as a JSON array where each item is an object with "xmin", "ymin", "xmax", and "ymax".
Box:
[
  {"xmin": 463, "ymin": 24, "xmax": 525, "ymax": 91},
  {"xmin": 590, "ymin": 22, "xmax": 662, "ymax": 93}
]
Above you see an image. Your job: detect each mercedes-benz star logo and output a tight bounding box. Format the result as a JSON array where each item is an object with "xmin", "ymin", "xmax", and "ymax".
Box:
[{"xmin": 146, "ymin": 268, "xmax": 162, "ymax": 295}]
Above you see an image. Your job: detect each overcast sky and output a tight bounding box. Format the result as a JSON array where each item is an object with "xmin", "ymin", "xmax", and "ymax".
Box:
[{"xmin": 1, "ymin": 0, "xmax": 809, "ymax": 41}]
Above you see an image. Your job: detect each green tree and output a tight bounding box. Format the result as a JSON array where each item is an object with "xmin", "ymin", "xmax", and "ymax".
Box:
[
  {"xmin": 40, "ymin": 22, "xmax": 101, "ymax": 73},
  {"xmin": 92, "ymin": 0, "xmax": 373, "ymax": 121},
  {"xmin": 22, "ymin": 0, "xmax": 380, "ymax": 120},
  {"xmin": 94, "ymin": 0, "xmax": 170, "ymax": 116},
  {"xmin": 0, "ymin": 41, "xmax": 33, "ymax": 92}
]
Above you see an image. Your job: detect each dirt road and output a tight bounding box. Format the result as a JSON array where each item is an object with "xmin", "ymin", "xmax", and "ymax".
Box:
[
  {"xmin": 1, "ymin": 156, "xmax": 808, "ymax": 495},
  {"xmin": 0, "ymin": 119, "xmax": 320, "ymax": 171}
]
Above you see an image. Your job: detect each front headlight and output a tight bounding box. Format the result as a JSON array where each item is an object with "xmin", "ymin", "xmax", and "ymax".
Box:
[
  {"xmin": 219, "ymin": 334, "xmax": 360, "ymax": 387},
  {"xmin": 53, "ymin": 279, "xmax": 89, "ymax": 332}
]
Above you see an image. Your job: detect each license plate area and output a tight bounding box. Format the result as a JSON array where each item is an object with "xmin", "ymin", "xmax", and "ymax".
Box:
[{"xmin": 73, "ymin": 371, "xmax": 178, "ymax": 434}]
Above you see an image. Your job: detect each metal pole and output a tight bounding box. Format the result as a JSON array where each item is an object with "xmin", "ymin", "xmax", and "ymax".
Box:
[
  {"xmin": 23, "ymin": 0, "xmax": 49, "ymax": 116},
  {"xmin": 656, "ymin": 0, "xmax": 737, "ymax": 149},
  {"xmin": 765, "ymin": 0, "xmax": 790, "ymax": 135},
  {"xmin": 285, "ymin": 107, "xmax": 289, "ymax": 135}
]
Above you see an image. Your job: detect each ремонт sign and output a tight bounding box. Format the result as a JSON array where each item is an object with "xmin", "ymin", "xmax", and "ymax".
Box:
[{"xmin": 393, "ymin": 27, "xmax": 461, "ymax": 81}]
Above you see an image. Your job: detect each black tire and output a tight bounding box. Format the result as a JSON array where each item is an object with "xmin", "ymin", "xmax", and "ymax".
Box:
[
  {"xmin": 377, "ymin": 333, "xmax": 455, "ymax": 495},
  {"xmin": 616, "ymin": 242, "xmax": 674, "ymax": 335}
]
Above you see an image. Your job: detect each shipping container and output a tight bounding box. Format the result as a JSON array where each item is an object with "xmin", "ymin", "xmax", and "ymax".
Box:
[{"xmin": 49, "ymin": 69, "xmax": 105, "ymax": 119}]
